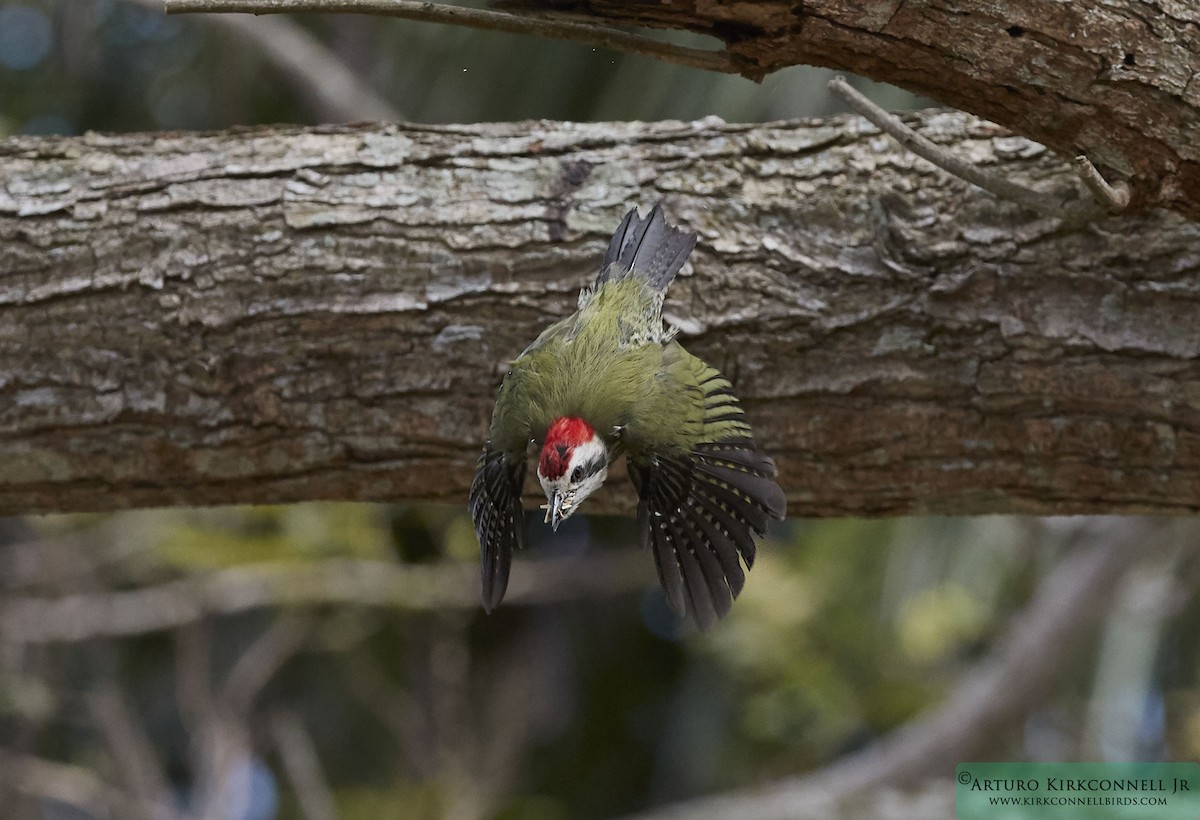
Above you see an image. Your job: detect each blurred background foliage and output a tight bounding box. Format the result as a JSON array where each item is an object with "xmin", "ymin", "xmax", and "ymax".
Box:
[{"xmin": 1, "ymin": 2, "xmax": 1198, "ymax": 819}]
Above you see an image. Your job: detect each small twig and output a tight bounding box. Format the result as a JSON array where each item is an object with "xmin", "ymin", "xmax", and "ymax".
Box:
[
  {"xmin": 193, "ymin": 718, "xmax": 253, "ymax": 820},
  {"xmin": 130, "ymin": 0, "xmax": 401, "ymax": 122},
  {"xmin": 0, "ymin": 749, "xmax": 126, "ymax": 817},
  {"xmin": 164, "ymin": 0, "xmax": 740, "ymax": 75},
  {"xmin": 88, "ymin": 686, "xmax": 178, "ymax": 820},
  {"xmin": 222, "ymin": 614, "xmax": 312, "ymax": 717},
  {"xmin": 269, "ymin": 711, "xmax": 338, "ymax": 820},
  {"xmin": 341, "ymin": 652, "xmax": 428, "ymax": 774},
  {"xmin": 1074, "ymin": 155, "xmax": 1131, "ymax": 213},
  {"xmin": 174, "ymin": 621, "xmax": 215, "ymax": 733},
  {"xmin": 829, "ymin": 76, "xmax": 1106, "ymax": 221}
]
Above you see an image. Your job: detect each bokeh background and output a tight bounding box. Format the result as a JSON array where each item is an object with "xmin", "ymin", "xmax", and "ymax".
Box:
[{"xmin": 2, "ymin": 2, "xmax": 1199, "ymax": 819}]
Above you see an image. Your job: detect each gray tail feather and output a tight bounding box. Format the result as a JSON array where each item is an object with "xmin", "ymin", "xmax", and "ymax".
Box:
[{"xmin": 596, "ymin": 201, "xmax": 697, "ymax": 291}]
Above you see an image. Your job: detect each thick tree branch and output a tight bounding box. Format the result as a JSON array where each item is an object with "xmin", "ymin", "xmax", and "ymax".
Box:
[
  {"xmin": 1, "ymin": 115, "xmax": 1199, "ymax": 517},
  {"xmin": 165, "ymin": 0, "xmax": 1200, "ymax": 220}
]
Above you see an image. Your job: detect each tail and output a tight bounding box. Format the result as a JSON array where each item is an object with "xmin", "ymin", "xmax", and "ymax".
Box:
[{"xmin": 596, "ymin": 201, "xmax": 697, "ymax": 291}]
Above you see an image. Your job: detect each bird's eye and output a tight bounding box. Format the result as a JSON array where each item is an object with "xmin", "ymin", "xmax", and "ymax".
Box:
[{"xmin": 571, "ymin": 466, "xmax": 584, "ymax": 482}]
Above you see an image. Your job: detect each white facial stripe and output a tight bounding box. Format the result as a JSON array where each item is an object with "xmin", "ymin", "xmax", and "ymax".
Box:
[{"xmin": 564, "ymin": 437, "xmax": 606, "ymax": 479}]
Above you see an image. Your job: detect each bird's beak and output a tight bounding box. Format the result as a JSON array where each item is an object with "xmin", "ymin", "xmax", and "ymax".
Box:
[{"xmin": 548, "ymin": 491, "xmax": 567, "ymax": 532}]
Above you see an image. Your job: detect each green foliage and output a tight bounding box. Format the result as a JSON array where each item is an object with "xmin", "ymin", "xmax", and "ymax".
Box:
[
  {"xmin": 333, "ymin": 784, "xmax": 445, "ymax": 820},
  {"xmin": 151, "ymin": 504, "xmax": 395, "ymax": 570},
  {"xmin": 707, "ymin": 520, "xmax": 927, "ymax": 765}
]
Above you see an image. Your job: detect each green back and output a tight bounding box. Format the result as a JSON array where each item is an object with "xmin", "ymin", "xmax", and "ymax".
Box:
[{"xmin": 489, "ymin": 277, "xmax": 752, "ymax": 461}]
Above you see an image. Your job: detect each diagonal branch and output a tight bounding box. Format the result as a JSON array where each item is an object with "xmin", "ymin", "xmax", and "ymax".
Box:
[
  {"xmin": 222, "ymin": 614, "xmax": 314, "ymax": 716},
  {"xmin": 132, "ymin": 0, "xmax": 401, "ymax": 122},
  {"xmin": 269, "ymin": 711, "xmax": 338, "ymax": 820},
  {"xmin": 829, "ymin": 77, "xmax": 1102, "ymax": 221},
  {"xmin": 164, "ymin": 0, "xmax": 739, "ymax": 74},
  {"xmin": 88, "ymin": 686, "xmax": 178, "ymax": 820},
  {"xmin": 0, "ymin": 749, "xmax": 128, "ymax": 818}
]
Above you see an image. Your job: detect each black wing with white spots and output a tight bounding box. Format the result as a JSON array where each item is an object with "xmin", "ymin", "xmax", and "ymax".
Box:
[
  {"xmin": 469, "ymin": 446, "xmax": 527, "ymax": 612},
  {"xmin": 629, "ymin": 439, "xmax": 785, "ymax": 631}
]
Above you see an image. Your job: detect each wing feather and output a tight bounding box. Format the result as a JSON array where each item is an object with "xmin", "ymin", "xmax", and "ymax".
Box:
[
  {"xmin": 685, "ymin": 494, "xmax": 746, "ymax": 597},
  {"xmin": 673, "ymin": 518, "xmax": 720, "ymax": 632},
  {"xmin": 626, "ymin": 354, "xmax": 786, "ymax": 629},
  {"xmin": 469, "ymin": 447, "xmax": 527, "ymax": 612},
  {"xmin": 633, "ymin": 461, "xmax": 689, "ymax": 617},
  {"xmin": 630, "ymin": 433, "xmax": 783, "ymax": 630},
  {"xmin": 677, "ymin": 508, "xmax": 733, "ymax": 623},
  {"xmin": 690, "ymin": 479, "xmax": 760, "ymax": 569}
]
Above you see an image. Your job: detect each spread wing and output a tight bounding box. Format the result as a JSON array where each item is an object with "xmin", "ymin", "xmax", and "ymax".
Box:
[
  {"xmin": 470, "ymin": 323, "xmax": 567, "ymax": 613},
  {"xmin": 469, "ymin": 446, "xmax": 527, "ymax": 612},
  {"xmin": 626, "ymin": 359, "xmax": 786, "ymax": 631}
]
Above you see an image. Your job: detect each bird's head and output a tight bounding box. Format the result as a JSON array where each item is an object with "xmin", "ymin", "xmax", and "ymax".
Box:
[{"xmin": 536, "ymin": 416, "xmax": 608, "ymax": 531}]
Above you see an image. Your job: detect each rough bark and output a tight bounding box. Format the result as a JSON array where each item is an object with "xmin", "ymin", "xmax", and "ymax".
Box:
[
  {"xmin": 1, "ymin": 114, "xmax": 1199, "ymax": 517},
  {"xmin": 489, "ymin": 0, "xmax": 1200, "ymax": 220}
]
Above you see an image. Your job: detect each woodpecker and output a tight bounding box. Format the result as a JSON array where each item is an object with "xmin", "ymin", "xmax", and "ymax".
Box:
[{"xmin": 469, "ymin": 202, "xmax": 786, "ymax": 629}]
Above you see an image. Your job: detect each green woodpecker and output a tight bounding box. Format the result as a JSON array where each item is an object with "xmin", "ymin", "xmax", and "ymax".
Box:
[{"xmin": 469, "ymin": 202, "xmax": 786, "ymax": 629}]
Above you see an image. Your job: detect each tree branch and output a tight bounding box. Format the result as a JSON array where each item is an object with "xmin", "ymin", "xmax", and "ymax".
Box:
[
  {"xmin": 87, "ymin": 686, "xmax": 176, "ymax": 820},
  {"xmin": 131, "ymin": 0, "xmax": 401, "ymax": 123},
  {"xmin": 1073, "ymin": 156, "xmax": 1132, "ymax": 214},
  {"xmin": 222, "ymin": 614, "xmax": 313, "ymax": 717},
  {"xmin": 164, "ymin": 0, "xmax": 1200, "ymax": 218},
  {"xmin": 828, "ymin": 76, "xmax": 1103, "ymax": 221},
  {"xmin": 268, "ymin": 710, "xmax": 337, "ymax": 820},
  {"xmin": 2, "ymin": 116, "xmax": 1199, "ymax": 517},
  {"xmin": 0, "ymin": 553, "xmax": 650, "ymax": 643},
  {"xmin": 0, "ymin": 749, "xmax": 127, "ymax": 818},
  {"xmin": 164, "ymin": 0, "xmax": 738, "ymax": 75}
]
